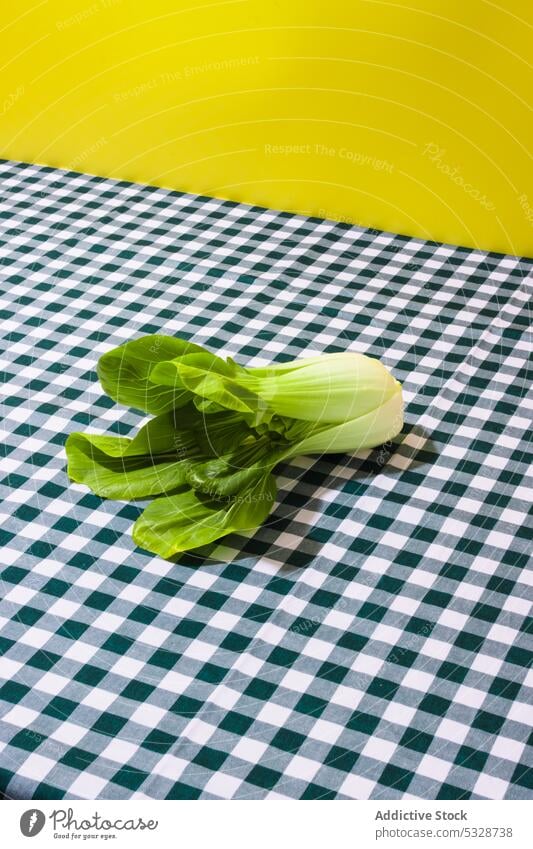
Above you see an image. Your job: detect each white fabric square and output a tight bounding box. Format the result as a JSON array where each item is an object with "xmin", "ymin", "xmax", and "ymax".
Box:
[
  {"xmin": 330, "ymin": 685, "xmax": 365, "ymax": 710},
  {"xmin": 490, "ymin": 735, "xmax": 526, "ymax": 763},
  {"xmin": 351, "ymin": 654, "xmax": 383, "ymax": 677},
  {"xmin": 17, "ymin": 754, "xmax": 55, "ymax": 782},
  {"xmin": 139, "ymin": 626, "xmax": 169, "ymax": 648},
  {"xmin": 101, "ymin": 738, "xmax": 139, "ymax": 763},
  {"xmin": 159, "ymin": 670, "xmax": 192, "ymax": 695},
  {"xmin": 208, "ymin": 685, "xmax": 240, "ymax": 711},
  {"xmin": 280, "ymin": 669, "xmax": 314, "ymax": 693},
  {"xmin": 162, "ymin": 597, "xmax": 195, "ymax": 618},
  {"xmin": 362, "ymin": 736, "xmax": 396, "ymax": 762},
  {"xmin": 182, "ymin": 718, "xmax": 216, "ymax": 745},
  {"xmin": 92, "ymin": 612, "xmax": 124, "ymax": 633},
  {"xmin": 309, "ymin": 719, "xmax": 343, "ymax": 744},
  {"xmin": 50, "ymin": 722, "xmax": 87, "ymax": 747},
  {"xmin": 417, "ymin": 754, "xmax": 451, "ymax": 782},
  {"xmin": 257, "ymin": 703, "xmax": 292, "ymax": 727},
  {"xmin": 473, "ymin": 773, "xmax": 509, "ymax": 799},
  {"xmin": 69, "ymin": 772, "xmax": 108, "ymax": 798},
  {"xmin": 183, "ymin": 640, "xmax": 217, "ymax": 661},
  {"xmin": 204, "ymin": 772, "xmax": 242, "ymax": 799},
  {"xmin": 506, "ymin": 701, "xmax": 532, "ymax": 726},
  {"xmin": 19, "ymin": 627, "xmax": 50, "ymax": 649},
  {"xmin": 454, "ymin": 685, "xmax": 486, "ymax": 709},
  {"xmin": 81, "ymin": 689, "xmax": 117, "ymax": 711},
  {"xmin": 487, "ymin": 623, "xmax": 518, "ymax": 644},
  {"xmin": 436, "ymin": 718, "xmax": 470, "ymax": 745},
  {"xmin": 382, "ymin": 702, "xmax": 416, "ymax": 727},
  {"xmin": 152, "ymin": 753, "xmax": 187, "ymax": 780},
  {"xmin": 339, "ymin": 773, "xmax": 375, "ymax": 799},
  {"xmin": 2, "ymin": 705, "xmax": 40, "ymax": 728},
  {"xmin": 438, "ymin": 609, "xmax": 469, "ymax": 631},
  {"xmin": 63, "ymin": 642, "xmax": 98, "ymax": 663},
  {"xmin": 284, "ymin": 755, "xmax": 321, "ymax": 781},
  {"xmin": 401, "ymin": 669, "xmax": 434, "ymax": 693},
  {"xmin": 303, "ymin": 638, "xmax": 332, "ymax": 661},
  {"xmin": 35, "ymin": 672, "xmax": 69, "ymax": 696},
  {"xmin": 232, "ymin": 738, "xmax": 268, "ymax": 763},
  {"xmin": 111, "ymin": 656, "xmax": 146, "ymax": 679},
  {"xmin": 130, "ymin": 703, "xmax": 167, "ymax": 728}
]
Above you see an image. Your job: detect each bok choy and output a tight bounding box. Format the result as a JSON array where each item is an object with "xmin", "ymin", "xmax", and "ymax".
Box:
[{"xmin": 66, "ymin": 336, "xmax": 403, "ymax": 559}]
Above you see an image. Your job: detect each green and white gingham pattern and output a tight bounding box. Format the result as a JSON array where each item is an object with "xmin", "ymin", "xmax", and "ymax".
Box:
[{"xmin": 0, "ymin": 158, "xmax": 531, "ymax": 801}]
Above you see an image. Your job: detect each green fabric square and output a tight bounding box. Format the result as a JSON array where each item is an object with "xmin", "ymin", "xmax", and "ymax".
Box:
[
  {"xmin": 121, "ymin": 680, "xmax": 155, "ymax": 701},
  {"xmin": 347, "ymin": 712, "xmax": 380, "ymax": 735},
  {"xmin": 192, "ymin": 746, "xmax": 228, "ymax": 772},
  {"xmin": 74, "ymin": 665, "xmax": 107, "ymax": 687},
  {"xmin": 325, "ymin": 745, "xmax": 359, "ymax": 772},
  {"xmin": 92, "ymin": 713, "xmax": 127, "ymax": 736},
  {"xmin": 44, "ymin": 697, "xmax": 78, "ymax": 721},
  {"xmin": 112, "ymin": 765, "xmax": 149, "ymax": 791},
  {"xmin": 488, "ymin": 677, "xmax": 521, "ymax": 701},
  {"xmin": 171, "ymin": 695, "xmax": 203, "ymax": 717},
  {"xmin": 366, "ymin": 678, "xmax": 398, "ymax": 700},
  {"xmin": 246, "ymin": 764, "xmax": 281, "ymax": 790},
  {"xmin": 102, "ymin": 634, "xmax": 133, "ymax": 655},
  {"xmin": 56, "ymin": 620, "xmax": 88, "ymax": 640},
  {"xmin": 271, "ymin": 728, "xmax": 306, "ymax": 753},
  {"xmin": 295, "ymin": 694, "xmax": 328, "ymax": 717},
  {"xmin": 436, "ymin": 783, "xmax": 470, "ymax": 800},
  {"xmin": 142, "ymin": 730, "xmax": 177, "ymax": 753},
  {"xmin": 167, "ymin": 781, "xmax": 201, "ymax": 800},
  {"xmin": 471, "ymin": 710, "xmax": 505, "ymax": 735},
  {"xmin": 379, "ymin": 763, "xmax": 413, "ymax": 792},
  {"xmin": 148, "ymin": 648, "xmax": 180, "ymax": 670},
  {"xmin": 511, "ymin": 762, "xmax": 533, "ymax": 790},
  {"xmin": 220, "ymin": 632, "xmax": 252, "ymax": 652},
  {"xmin": 418, "ymin": 694, "xmax": 451, "ymax": 717},
  {"xmin": 219, "ymin": 711, "xmax": 254, "ymax": 736},
  {"xmin": 454, "ymin": 745, "xmax": 488, "ymax": 772},
  {"xmin": 300, "ymin": 783, "xmax": 337, "ymax": 799},
  {"xmin": 174, "ymin": 619, "xmax": 204, "ymax": 639},
  {"xmin": 400, "ymin": 727, "xmax": 433, "ymax": 753},
  {"xmin": 268, "ymin": 646, "xmax": 299, "ymax": 668},
  {"xmin": 59, "ymin": 747, "xmax": 96, "ymax": 770},
  {"xmin": 437, "ymin": 661, "xmax": 468, "ymax": 684},
  {"xmin": 244, "ymin": 678, "xmax": 277, "ymax": 701},
  {"xmin": 9, "ymin": 729, "xmax": 43, "ymax": 753},
  {"xmin": 316, "ymin": 661, "xmax": 349, "ymax": 684},
  {"xmin": 16, "ymin": 606, "xmax": 44, "ymax": 627},
  {"xmin": 27, "ymin": 650, "xmax": 61, "ymax": 672},
  {"xmin": 338, "ymin": 632, "xmax": 367, "ymax": 653}
]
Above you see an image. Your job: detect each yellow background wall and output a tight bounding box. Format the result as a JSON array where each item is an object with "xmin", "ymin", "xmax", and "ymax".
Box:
[{"xmin": 1, "ymin": 0, "xmax": 531, "ymax": 255}]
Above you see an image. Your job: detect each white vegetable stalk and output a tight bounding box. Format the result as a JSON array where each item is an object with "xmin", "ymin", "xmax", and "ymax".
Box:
[
  {"xmin": 286, "ymin": 388, "xmax": 404, "ymax": 456},
  {"xmin": 243, "ymin": 352, "xmax": 401, "ymax": 424}
]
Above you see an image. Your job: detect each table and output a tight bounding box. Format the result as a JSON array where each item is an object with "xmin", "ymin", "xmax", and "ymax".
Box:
[{"xmin": 0, "ymin": 159, "xmax": 531, "ymax": 800}]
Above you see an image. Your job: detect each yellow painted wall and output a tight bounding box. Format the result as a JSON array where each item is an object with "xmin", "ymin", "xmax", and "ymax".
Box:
[{"xmin": 1, "ymin": 0, "xmax": 531, "ymax": 255}]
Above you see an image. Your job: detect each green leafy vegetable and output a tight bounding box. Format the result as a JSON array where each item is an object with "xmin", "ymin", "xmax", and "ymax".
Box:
[
  {"xmin": 97, "ymin": 335, "xmax": 204, "ymax": 415},
  {"xmin": 132, "ymin": 473, "xmax": 277, "ymax": 559},
  {"xmin": 66, "ymin": 335, "xmax": 403, "ymax": 559}
]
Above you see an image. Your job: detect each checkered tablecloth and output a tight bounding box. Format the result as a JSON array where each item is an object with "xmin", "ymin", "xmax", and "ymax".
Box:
[{"xmin": 0, "ymin": 158, "xmax": 531, "ymax": 801}]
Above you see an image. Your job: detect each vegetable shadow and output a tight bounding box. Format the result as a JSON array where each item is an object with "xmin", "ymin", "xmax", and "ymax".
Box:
[{"xmin": 171, "ymin": 425, "xmax": 436, "ymax": 570}]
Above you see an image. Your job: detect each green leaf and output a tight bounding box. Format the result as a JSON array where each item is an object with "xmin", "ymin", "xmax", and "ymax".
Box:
[
  {"xmin": 65, "ymin": 432, "xmax": 191, "ymax": 499},
  {"xmin": 150, "ymin": 353, "xmax": 268, "ymax": 420},
  {"xmin": 97, "ymin": 335, "xmax": 205, "ymax": 414},
  {"xmin": 65, "ymin": 404, "xmax": 256, "ymax": 500},
  {"xmin": 132, "ymin": 473, "xmax": 277, "ymax": 558},
  {"xmin": 184, "ymin": 435, "xmax": 286, "ymax": 498}
]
